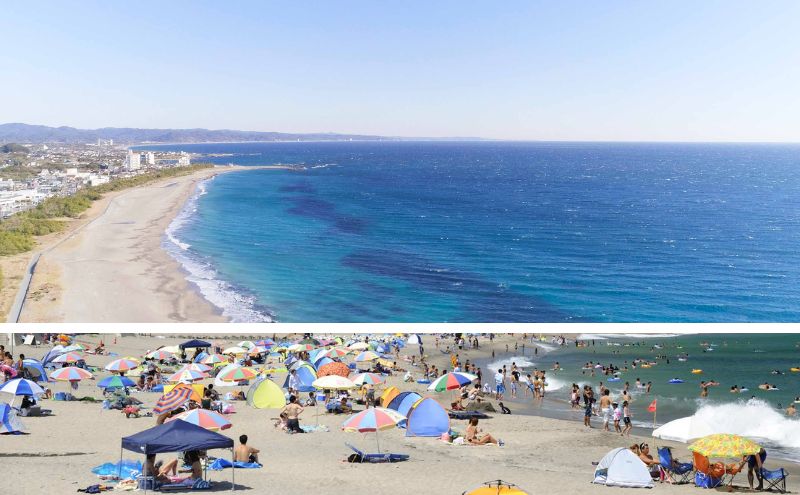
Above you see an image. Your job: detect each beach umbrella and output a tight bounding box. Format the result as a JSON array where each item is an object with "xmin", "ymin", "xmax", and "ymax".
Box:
[
  {"xmin": 223, "ymin": 346, "xmax": 247, "ymax": 356},
  {"xmin": 377, "ymin": 358, "xmax": 395, "ymax": 369},
  {"xmin": 354, "ymin": 351, "xmax": 380, "ymax": 362},
  {"xmin": 153, "ymin": 387, "xmax": 193, "ymax": 415},
  {"xmin": 180, "ymin": 363, "xmax": 213, "ymax": 373},
  {"xmin": 689, "ymin": 434, "xmax": 762, "ymax": 459},
  {"xmin": 299, "ymin": 337, "xmax": 321, "ymax": 346},
  {"xmin": 342, "ymin": 406, "xmax": 406, "ymax": 453},
  {"xmin": 407, "ymin": 334, "xmax": 423, "ymax": 345},
  {"xmin": 52, "ymin": 352, "xmax": 84, "ymax": 364},
  {"xmin": 49, "ymin": 367, "xmax": 93, "ymax": 382},
  {"xmin": 255, "ymin": 339, "xmax": 275, "ymax": 348},
  {"xmin": 312, "ymin": 375, "xmax": 356, "ymax": 390},
  {"xmin": 105, "ymin": 358, "xmax": 140, "ymax": 373},
  {"xmin": 145, "ymin": 349, "xmax": 175, "ymax": 360},
  {"xmin": 159, "ymin": 345, "xmax": 182, "ymax": 354},
  {"xmin": 168, "ymin": 410, "xmax": 231, "ymax": 431},
  {"xmin": 428, "ymin": 372, "xmax": 478, "ymax": 392},
  {"xmin": 463, "ymin": 480, "xmax": 529, "ymax": 495},
  {"xmin": 218, "ymin": 366, "xmax": 258, "ymax": 382},
  {"xmin": 652, "ymin": 416, "xmax": 715, "ymax": 443},
  {"xmin": 62, "ymin": 344, "xmax": 86, "ymax": 352},
  {"xmin": 352, "ymin": 373, "xmax": 385, "ymax": 386},
  {"xmin": 248, "ymin": 346, "xmax": 268, "ymax": 355},
  {"xmin": 202, "ymin": 354, "xmax": 227, "ymax": 365},
  {"xmin": 97, "ymin": 375, "xmax": 136, "ymax": 389},
  {"xmin": 348, "ymin": 342, "xmax": 369, "ymax": 351},
  {"xmin": 288, "ymin": 343, "xmax": 314, "ymax": 353},
  {"xmin": 237, "ymin": 341, "xmax": 256, "ymax": 350},
  {"xmin": 0, "ymin": 378, "xmax": 45, "ymax": 396},
  {"xmin": 167, "ymin": 369, "xmax": 207, "ymax": 383},
  {"xmin": 317, "ymin": 361, "xmax": 351, "ymax": 378}
]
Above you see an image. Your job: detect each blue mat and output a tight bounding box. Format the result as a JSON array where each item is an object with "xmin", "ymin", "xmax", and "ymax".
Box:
[{"xmin": 208, "ymin": 458, "xmax": 262, "ymax": 471}]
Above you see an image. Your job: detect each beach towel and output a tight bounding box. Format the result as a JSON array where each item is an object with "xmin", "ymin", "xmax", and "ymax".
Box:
[
  {"xmin": 208, "ymin": 458, "xmax": 262, "ymax": 470},
  {"xmin": 91, "ymin": 460, "xmax": 142, "ymax": 480},
  {"xmin": 300, "ymin": 424, "xmax": 330, "ymax": 433}
]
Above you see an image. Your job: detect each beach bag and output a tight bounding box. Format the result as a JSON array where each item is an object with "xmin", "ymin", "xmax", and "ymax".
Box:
[
  {"xmin": 222, "ymin": 403, "xmax": 235, "ymax": 414},
  {"xmin": 453, "ymin": 437, "xmax": 465, "ymax": 445},
  {"xmin": 440, "ymin": 432, "xmax": 451, "ymax": 442}
]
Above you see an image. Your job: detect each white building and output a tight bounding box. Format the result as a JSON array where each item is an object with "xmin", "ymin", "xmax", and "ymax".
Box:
[
  {"xmin": 125, "ymin": 151, "xmax": 141, "ymax": 171},
  {"xmin": 146, "ymin": 152, "xmax": 155, "ymax": 166},
  {"xmin": 178, "ymin": 151, "xmax": 191, "ymax": 167}
]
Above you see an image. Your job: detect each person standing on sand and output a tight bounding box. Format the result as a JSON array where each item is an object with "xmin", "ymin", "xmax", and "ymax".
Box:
[
  {"xmin": 599, "ymin": 389, "xmax": 612, "ymax": 431},
  {"xmin": 281, "ymin": 395, "xmax": 305, "ymax": 433}
]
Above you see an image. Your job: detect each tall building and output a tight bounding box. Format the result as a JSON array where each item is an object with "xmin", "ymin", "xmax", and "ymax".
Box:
[
  {"xmin": 146, "ymin": 152, "xmax": 155, "ymax": 166},
  {"xmin": 177, "ymin": 151, "xmax": 191, "ymax": 167},
  {"xmin": 125, "ymin": 151, "xmax": 141, "ymax": 170}
]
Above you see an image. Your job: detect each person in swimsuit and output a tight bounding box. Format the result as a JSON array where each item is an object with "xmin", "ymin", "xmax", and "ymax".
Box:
[
  {"xmin": 599, "ymin": 389, "xmax": 613, "ymax": 431},
  {"xmin": 465, "ymin": 418, "xmax": 501, "ymax": 446},
  {"xmin": 234, "ymin": 434, "xmax": 260, "ymax": 464},
  {"xmin": 583, "ymin": 386, "xmax": 595, "ymax": 428},
  {"xmin": 746, "ymin": 448, "xmax": 767, "ymax": 490},
  {"xmin": 622, "ymin": 401, "xmax": 632, "ymax": 436}
]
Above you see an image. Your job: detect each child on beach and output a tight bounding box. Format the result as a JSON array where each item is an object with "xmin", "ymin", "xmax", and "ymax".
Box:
[
  {"xmin": 622, "ymin": 401, "xmax": 632, "ymax": 436},
  {"xmin": 612, "ymin": 402, "xmax": 622, "ymax": 433}
]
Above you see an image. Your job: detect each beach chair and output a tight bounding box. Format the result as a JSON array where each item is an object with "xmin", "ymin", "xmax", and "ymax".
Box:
[
  {"xmin": 345, "ymin": 443, "xmax": 409, "ymax": 463},
  {"xmin": 692, "ymin": 452, "xmax": 723, "ymax": 489},
  {"xmin": 657, "ymin": 447, "xmax": 693, "ymax": 484},
  {"xmin": 760, "ymin": 467, "xmax": 788, "ymax": 493}
]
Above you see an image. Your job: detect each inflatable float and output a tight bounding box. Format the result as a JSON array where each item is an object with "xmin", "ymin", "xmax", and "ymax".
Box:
[
  {"xmin": 790, "ymin": 367, "xmax": 800, "ymax": 372},
  {"xmin": 691, "ymin": 369, "xmax": 703, "ymax": 374},
  {"xmin": 606, "ymin": 377, "xmax": 621, "ymax": 382},
  {"xmin": 668, "ymin": 379, "xmax": 685, "ymax": 384}
]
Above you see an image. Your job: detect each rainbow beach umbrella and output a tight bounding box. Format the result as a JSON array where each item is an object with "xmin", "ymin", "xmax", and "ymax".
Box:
[
  {"xmin": 688, "ymin": 433, "xmax": 762, "ymax": 458},
  {"xmin": 324, "ymin": 348, "xmax": 349, "ymax": 359},
  {"xmin": 168, "ymin": 410, "xmax": 231, "ymax": 431},
  {"xmin": 153, "ymin": 387, "xmax": 193, "ymax": 415},
  {"xmin": 97, "ymin": 375, "xmax": 136, "ymax": 389},
  {"xmin": 105, "ymin": 358, "xmax": 140, "ymax": 373},
  {"xmin": 201, "ymin": 354, "xmax": 227, "ymax": 365},
  {"xmin": 352, "ymin": 373, "xmax": 385, "ymax": 386},
  {"xmin": 50, "ymin": 367, "xmax": 93, "ymax": 382},
  {"xmin": 354, "ymin": 351, "xmax": 380, "ymax": 362},
  {"xmin": 146, "ymin": 349, "xmax": 175, "ymax": 360},
  {"xmin": 52, "ymin": 352, "xmax": 84, "ymax": 364},
  {"xmin": 288, "ymin": 343, "xmax": 314, "ymax": 353},
  {"xmin": 180, "ymin": 363, "xmax": 213, "ymax": 373},
  {"xmin": 168, "ymin": 369, "xmax": 207, "ymax": 383},
  {"xmin": 342, "ymin": 406, "xmax": 406, "ymax": 453},
  {"xmin": 218, "ymin": 366, "xmax": 258, "ymax": 382},
  {"xmin": 428, "ymin": 372, "xmax": 478, "ymax": 392}
]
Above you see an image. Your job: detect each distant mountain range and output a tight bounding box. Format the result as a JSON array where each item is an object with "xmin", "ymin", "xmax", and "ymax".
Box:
[{"xmin": 0, "ymin": 123, "xmax": 484, "ymax": 144}]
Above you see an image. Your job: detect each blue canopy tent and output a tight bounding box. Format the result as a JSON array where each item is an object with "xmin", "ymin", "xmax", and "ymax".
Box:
[
  {"xmin": 120, "ymin": 419, "xmax": 235, "ymax": 492},
  {"xmin": 179, "ymin": 340, "xmax": 212, "ymax": 350}
]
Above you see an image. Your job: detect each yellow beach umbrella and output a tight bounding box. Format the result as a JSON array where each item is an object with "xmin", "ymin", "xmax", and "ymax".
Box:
[
  {"xmin": 688, "ymin": 434, "xmax": 762, "ymax": 458},
  {"xmin": 463, "ymin": 480, "xmax": 529, "ymax": 495}
]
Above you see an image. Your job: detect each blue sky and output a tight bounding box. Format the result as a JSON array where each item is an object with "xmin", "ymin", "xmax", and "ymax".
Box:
[{"xmin": 1, "ymin": 1, "xmax": 798, "ymax": 141}]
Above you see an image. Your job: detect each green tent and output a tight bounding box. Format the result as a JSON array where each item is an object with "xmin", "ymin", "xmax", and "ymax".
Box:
[{"xmin": 246, "ymin": 378, "xmax": 286, "ymax": 409}]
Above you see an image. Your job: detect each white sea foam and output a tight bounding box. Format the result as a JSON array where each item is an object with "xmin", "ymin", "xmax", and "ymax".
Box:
[
  {"xmin": 578, "ymin": 333, "xmax": 685, "ymax": 340},
  {"xmin": 486, "ymin": 356, "xmax": 537, "ymax": 371},
  {"xmin": 654, "ymin": 399, "xmax": 800, "ymax": 451},
  {"xmin": 162, "ymin": 177, "xmax": 274, "ymax": 323}
]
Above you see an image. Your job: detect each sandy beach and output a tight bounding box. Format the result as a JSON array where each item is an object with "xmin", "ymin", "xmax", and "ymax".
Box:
[
  {"xmin": 2, "ymin": 333, "xmax": 796, "ymax": 495},
  {"xmin": 15, "ymin": 166, "xmax": 271, "ymax": 323}
]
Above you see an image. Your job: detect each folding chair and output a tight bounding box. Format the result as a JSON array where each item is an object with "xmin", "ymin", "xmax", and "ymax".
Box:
[
  {"xmin": 760, "ymin": 467, "xmax": 788, "ymax": 493},
  {"xmin": 658, "ymin": 447, "xmax": 693, "ymax": 484},
  {"xmin": 345, "ymin": 443, "xmax": 409, "ymax": 463}
]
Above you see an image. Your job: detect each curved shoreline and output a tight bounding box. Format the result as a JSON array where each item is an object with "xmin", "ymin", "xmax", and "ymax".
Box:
[{"xmin": 16, "ymin": 166, "xmax": 281, "ymax": 323}]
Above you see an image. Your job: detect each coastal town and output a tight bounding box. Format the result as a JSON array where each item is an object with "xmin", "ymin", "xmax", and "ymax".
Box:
[{"xmin": 0, "ymin": 140, "xmax": 191, "ymax": 218}]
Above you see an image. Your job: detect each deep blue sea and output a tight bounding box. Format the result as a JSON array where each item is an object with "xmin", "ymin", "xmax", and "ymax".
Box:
[{"xmin": 135, "ymin": 142, "xmax": 800, "ymax": 323}]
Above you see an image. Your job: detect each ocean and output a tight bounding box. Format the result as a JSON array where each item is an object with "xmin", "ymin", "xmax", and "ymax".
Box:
[
  {"xmin": 482, "ymin": 334, "xmax": 800, "ymax": 462},
  {"xmin": 135, "ymin": 141, "xmax": 800, "ymax": 323}
]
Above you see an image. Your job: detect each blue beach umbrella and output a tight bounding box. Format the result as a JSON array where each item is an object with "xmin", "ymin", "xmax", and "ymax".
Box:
[{"xmin": 0, "ymin": 378, "xmax": 45, "ymax": 396}]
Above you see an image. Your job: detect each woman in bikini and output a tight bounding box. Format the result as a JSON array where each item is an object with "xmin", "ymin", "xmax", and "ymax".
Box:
[{"xmin": 465, "ymin": 418, "xmax": 501, "ymax": 445}]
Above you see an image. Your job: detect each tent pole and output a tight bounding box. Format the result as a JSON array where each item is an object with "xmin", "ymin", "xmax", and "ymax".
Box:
[
  {"xmin": 231, "ymin": 447, "xmax": 235, "ymax": 491},
  {"xmin": 118, "ymin": 445, "xmax": 122, "ymax": 482},
  {"xmin": 376, "ymin": 429, "xmax": 381, "ymax": 454}
]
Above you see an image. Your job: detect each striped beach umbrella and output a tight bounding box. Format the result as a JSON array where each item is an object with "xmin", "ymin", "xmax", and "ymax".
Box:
[
  {"xmin": 201, "ymin": 354, "xmax": 227, "ymax": 365},
  {"xmin": 352, "ymin": 373, "xmax": 385, "ymax": 386},
  {"xmin": 342, "ymin": 406, "xmax": 406, "ymax": 453},
  {"xmin": 49, "ymin": 367, "xmax": 93, "ymax": 382},
  {"xmin": 223, "ymin": 346, "xmax": 247, "ymax": 356},
  {"xmin": 312, "ymin": 375, "xmax": 356, "ymax": 390},
  {"xmin": 97, "ymin": 375, "xmax": 136, "ymax": 389},
  {"xmin": 218, "ymin": 366, "xmax": 258, "ymax": 382},
  {"xmin": 348, "ymin": 342, "xmax": 369, "ymax": 351},
  {"xmin": 354, "ymin": 351, "xmax": 380, "ymax": 362},
  {"xmin": 237, "ymin": 341, "xmax": 256, "ymax": 350},
  {"xmin": 288, "ymin": 343, "xmax": 314, "ymax": 353},
  {"xmin": 324, "ymin": 348, "xmax": 349, "ymax": 359},
  {"xmin": 146, "ymin": 349, "xmax": 175, "ymax": 360},
  {"xmin": 52, "ymin": 352, "xmax": 84, "ymax": 364},
  {"xmin": 255, "ymin": 339, "xmax": 275, "ymax": 348},
  {"xmin": 62, "ymin": 344, "xmax": 86, "ymax": 352},
  {"xmin": 153, "ymin": 387, "xmax": 193, "ymax": 415},
  {"xmin": 689, "ymin": 434, "xmax": 762, "ymax": 458},
  {"xmin": 167, "ymin": 369, "xmax": 207, "ymax": 383},
  {"xmin": 168, "ymin": 410, "xmax": 231, "ymax": 431},
  {"xmin": 428, "ymin": 372, "xmax": 478, "ymax": 392},
  {"xmin": 105, "ymin": 358, "xmax": 140, "ymax": 373},
  {"xmin": 248, "ymin": 346, "xmax": 268, "ymax": 355},
  {"xmin": 180, "ymin": 363, "xmax": 213, "ymax": 373},
  {"xmin": 0, "ymin": 378, "xmax": 45, "ymax": 396}
]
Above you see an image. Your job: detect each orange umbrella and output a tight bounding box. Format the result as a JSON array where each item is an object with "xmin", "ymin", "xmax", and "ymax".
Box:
[{"xmin": 317, "ymin": 361, "xmax": 350, "ymax": 378}]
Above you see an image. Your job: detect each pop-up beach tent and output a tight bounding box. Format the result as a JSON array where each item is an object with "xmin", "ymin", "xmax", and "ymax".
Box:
[
  {"xmin": 387, "ymin": 391, "xmax": 423, "ymax": 421},
  {"xmin": 179, "ymin": 340, "xmax": 212, "ymax": 350},
  {"xmin": 21, "ymin": 359, "xmax": 48, "ymax": 382},
  {"xmin": 282, "ymin": 364, "xmax": 317, "ymax": 392},
  {"xmin": 120, "ymin": 419, "xmax": 235, "ymax": 493},
  {"xmin": 592, "ymin": 447, "xmax": 654, "ymax": 488},
  {"xmin": 405, "ymin": 397, "xmax": 449, "ymax": 437},
  {"xmin": 0, "ymin": 403, "xmax": 25, "ymax": 434},
  {"xmin": 246, "ymin": 378, "xmax": 286, "ymax": 409},
  {"xmin": 381, "ymin": 386, "xmax": 400, "ymax": 408}
]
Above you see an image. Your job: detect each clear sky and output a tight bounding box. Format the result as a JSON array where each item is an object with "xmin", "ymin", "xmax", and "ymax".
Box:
[{"xmin": 1, "ymin": 1, "xmax": 799, "ymax": 141}]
